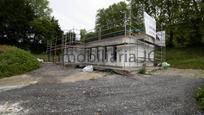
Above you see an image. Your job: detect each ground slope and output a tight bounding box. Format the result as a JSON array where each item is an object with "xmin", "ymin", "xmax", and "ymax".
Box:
[
  {"xmin": 166, "ymin": 47, "xmax": 204, "ymax": 69},
  {"xmin": 0, "ymin": 45, "xmax": 39, "ymax": 78}
]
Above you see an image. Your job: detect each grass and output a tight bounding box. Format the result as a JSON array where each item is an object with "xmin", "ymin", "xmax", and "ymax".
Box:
[
  {"xmin": 0, "ymin": 45, "xmax": 40, "ymax": 78},
  {"xmin": 166, "ymin": 47, "xmax": 204, "ymax": 69}
]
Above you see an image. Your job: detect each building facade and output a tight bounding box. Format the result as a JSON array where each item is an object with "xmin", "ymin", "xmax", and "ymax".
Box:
[{"xmin": 63, "ymin": 34, "xmax": 160, "ymax": 70}]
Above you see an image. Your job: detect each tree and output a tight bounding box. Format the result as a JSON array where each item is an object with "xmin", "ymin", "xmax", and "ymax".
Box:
[
  {"xmin": 130, "ymin": 0, "xmax": 204, "ymax": 47},
  {"xmin": 96, "ymin": 2, "xmax": 128, "ymax": 29},
  {"xmin": 0, "ymin": 0, "xmax": 62, "ymax": 53},
  {"xmin": 26, "ymin": 0, "xmax": 52, "ymax": 18},
  {"xmin": 0, "ymin": 0, "xmax": 35, "ymax": 46},
  {"xmin": 80, "ymin": 29, "xmax": 87, "ymax": 42},
  {"xmin": 95, "ymin": 2, "xmax": 129, "ymax": 38},
  {"xmin": 65, "ymin": 31, "xmax": 76, "ymax": 42},
  {"xmin": 30, "ymin": 17, "xmax": 62, "ymax": 43},
  {"xmin": 29, "ymin": 16, "xmax": 62, "ymax": 53}
]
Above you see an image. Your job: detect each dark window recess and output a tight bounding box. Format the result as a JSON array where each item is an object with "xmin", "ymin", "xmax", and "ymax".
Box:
[
  {"xmin": 86, "ymin": 49, "xmax": 89, "ymax": 61},
  {"xmin": 97, "ymin": 47, "xmax": 99, "ymax": 61},
  {"xmin": 104, "ymin": 47, "xmax": 107, "ymax": 60},
  {"xmin": 113, "ymin": 46, "xmax": 117, "ymax": 61},
  {"xmin": 89, "ymin": 48, "xmax": 92, "ymax": 60}
]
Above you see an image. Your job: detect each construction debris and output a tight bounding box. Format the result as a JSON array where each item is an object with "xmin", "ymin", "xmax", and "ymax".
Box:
[
  {"xmin": 82, "ymin": 65, "xmax": 93, "ymax": 72},
  {"xmin": 37, "ymin": 58, "xmax": 44, "ymax": 63}
]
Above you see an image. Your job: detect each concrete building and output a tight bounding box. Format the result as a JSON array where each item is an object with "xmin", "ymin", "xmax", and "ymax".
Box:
[{"xmin": 63, "ymin": 33, "xmax": 161, "ymax": 70}]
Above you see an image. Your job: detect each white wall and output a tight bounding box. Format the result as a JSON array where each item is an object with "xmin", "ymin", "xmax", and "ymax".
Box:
[{"xmin": 64, "ymin": 35, "xmax": 155, "ymax": 68}]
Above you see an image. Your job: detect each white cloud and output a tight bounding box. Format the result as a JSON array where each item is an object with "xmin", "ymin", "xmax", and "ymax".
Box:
[{"xmin": 48, "ymin": 0, "xmax": 123, "ymax": 31}]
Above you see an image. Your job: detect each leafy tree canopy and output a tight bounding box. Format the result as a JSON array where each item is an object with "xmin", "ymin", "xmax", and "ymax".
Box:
[
  {"xmin": 92, "ymin": 0, "xmax": 204, "ymax": 47},
  {"xmin": 0, "ymin": 0, "xmax": 62, "ymax": 53}
]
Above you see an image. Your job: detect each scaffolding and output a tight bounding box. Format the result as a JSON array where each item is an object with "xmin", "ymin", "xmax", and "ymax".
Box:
[
  {"xmin": 46, "ymin": 10, "xmax": 165, "ymax": 71},
  {"xmin": 46, "ymin": 24, "xmax": 165, "ymax": 71}
]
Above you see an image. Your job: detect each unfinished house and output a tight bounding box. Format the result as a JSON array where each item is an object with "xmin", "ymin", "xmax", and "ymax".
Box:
[
  {"xmin": 47, "ymin": 14, "xmax": 165, "ymax": 71},
  {"xmin": 64, "ymin": 35, "xmax": 156, "ymax": 69}
]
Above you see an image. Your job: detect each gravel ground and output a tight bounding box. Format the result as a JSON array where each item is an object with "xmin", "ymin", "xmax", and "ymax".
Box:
[{"xmin": 0, "ymin": 64, "xmax": 204, "ymax": 115}]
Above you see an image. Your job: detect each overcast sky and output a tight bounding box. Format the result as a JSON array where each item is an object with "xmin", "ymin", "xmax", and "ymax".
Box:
[{"xmin": 48, "ymin": 0, "xmax": 123, "ymax": 31}]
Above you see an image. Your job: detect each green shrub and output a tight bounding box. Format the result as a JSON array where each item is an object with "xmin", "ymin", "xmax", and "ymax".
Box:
[
  {"xmin": 138, "ymin": 67, "xmax": 146, "ymax": 74},
  {"xmin": 195, "ymin": 86, "xmax": 204, "ymax": 110},
  {"xmin": 0, "ymin": 45, "xmax": 40, "ymax": 78}
]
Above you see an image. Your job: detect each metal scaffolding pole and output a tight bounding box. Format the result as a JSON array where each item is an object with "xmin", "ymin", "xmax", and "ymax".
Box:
[
  {"xmin": 124, "ymin": 12, "xmax": 127, "ymax": 37},
  {"xmin": 61, "ymin": 35, "xmax": 65, "ymax": 66}
]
